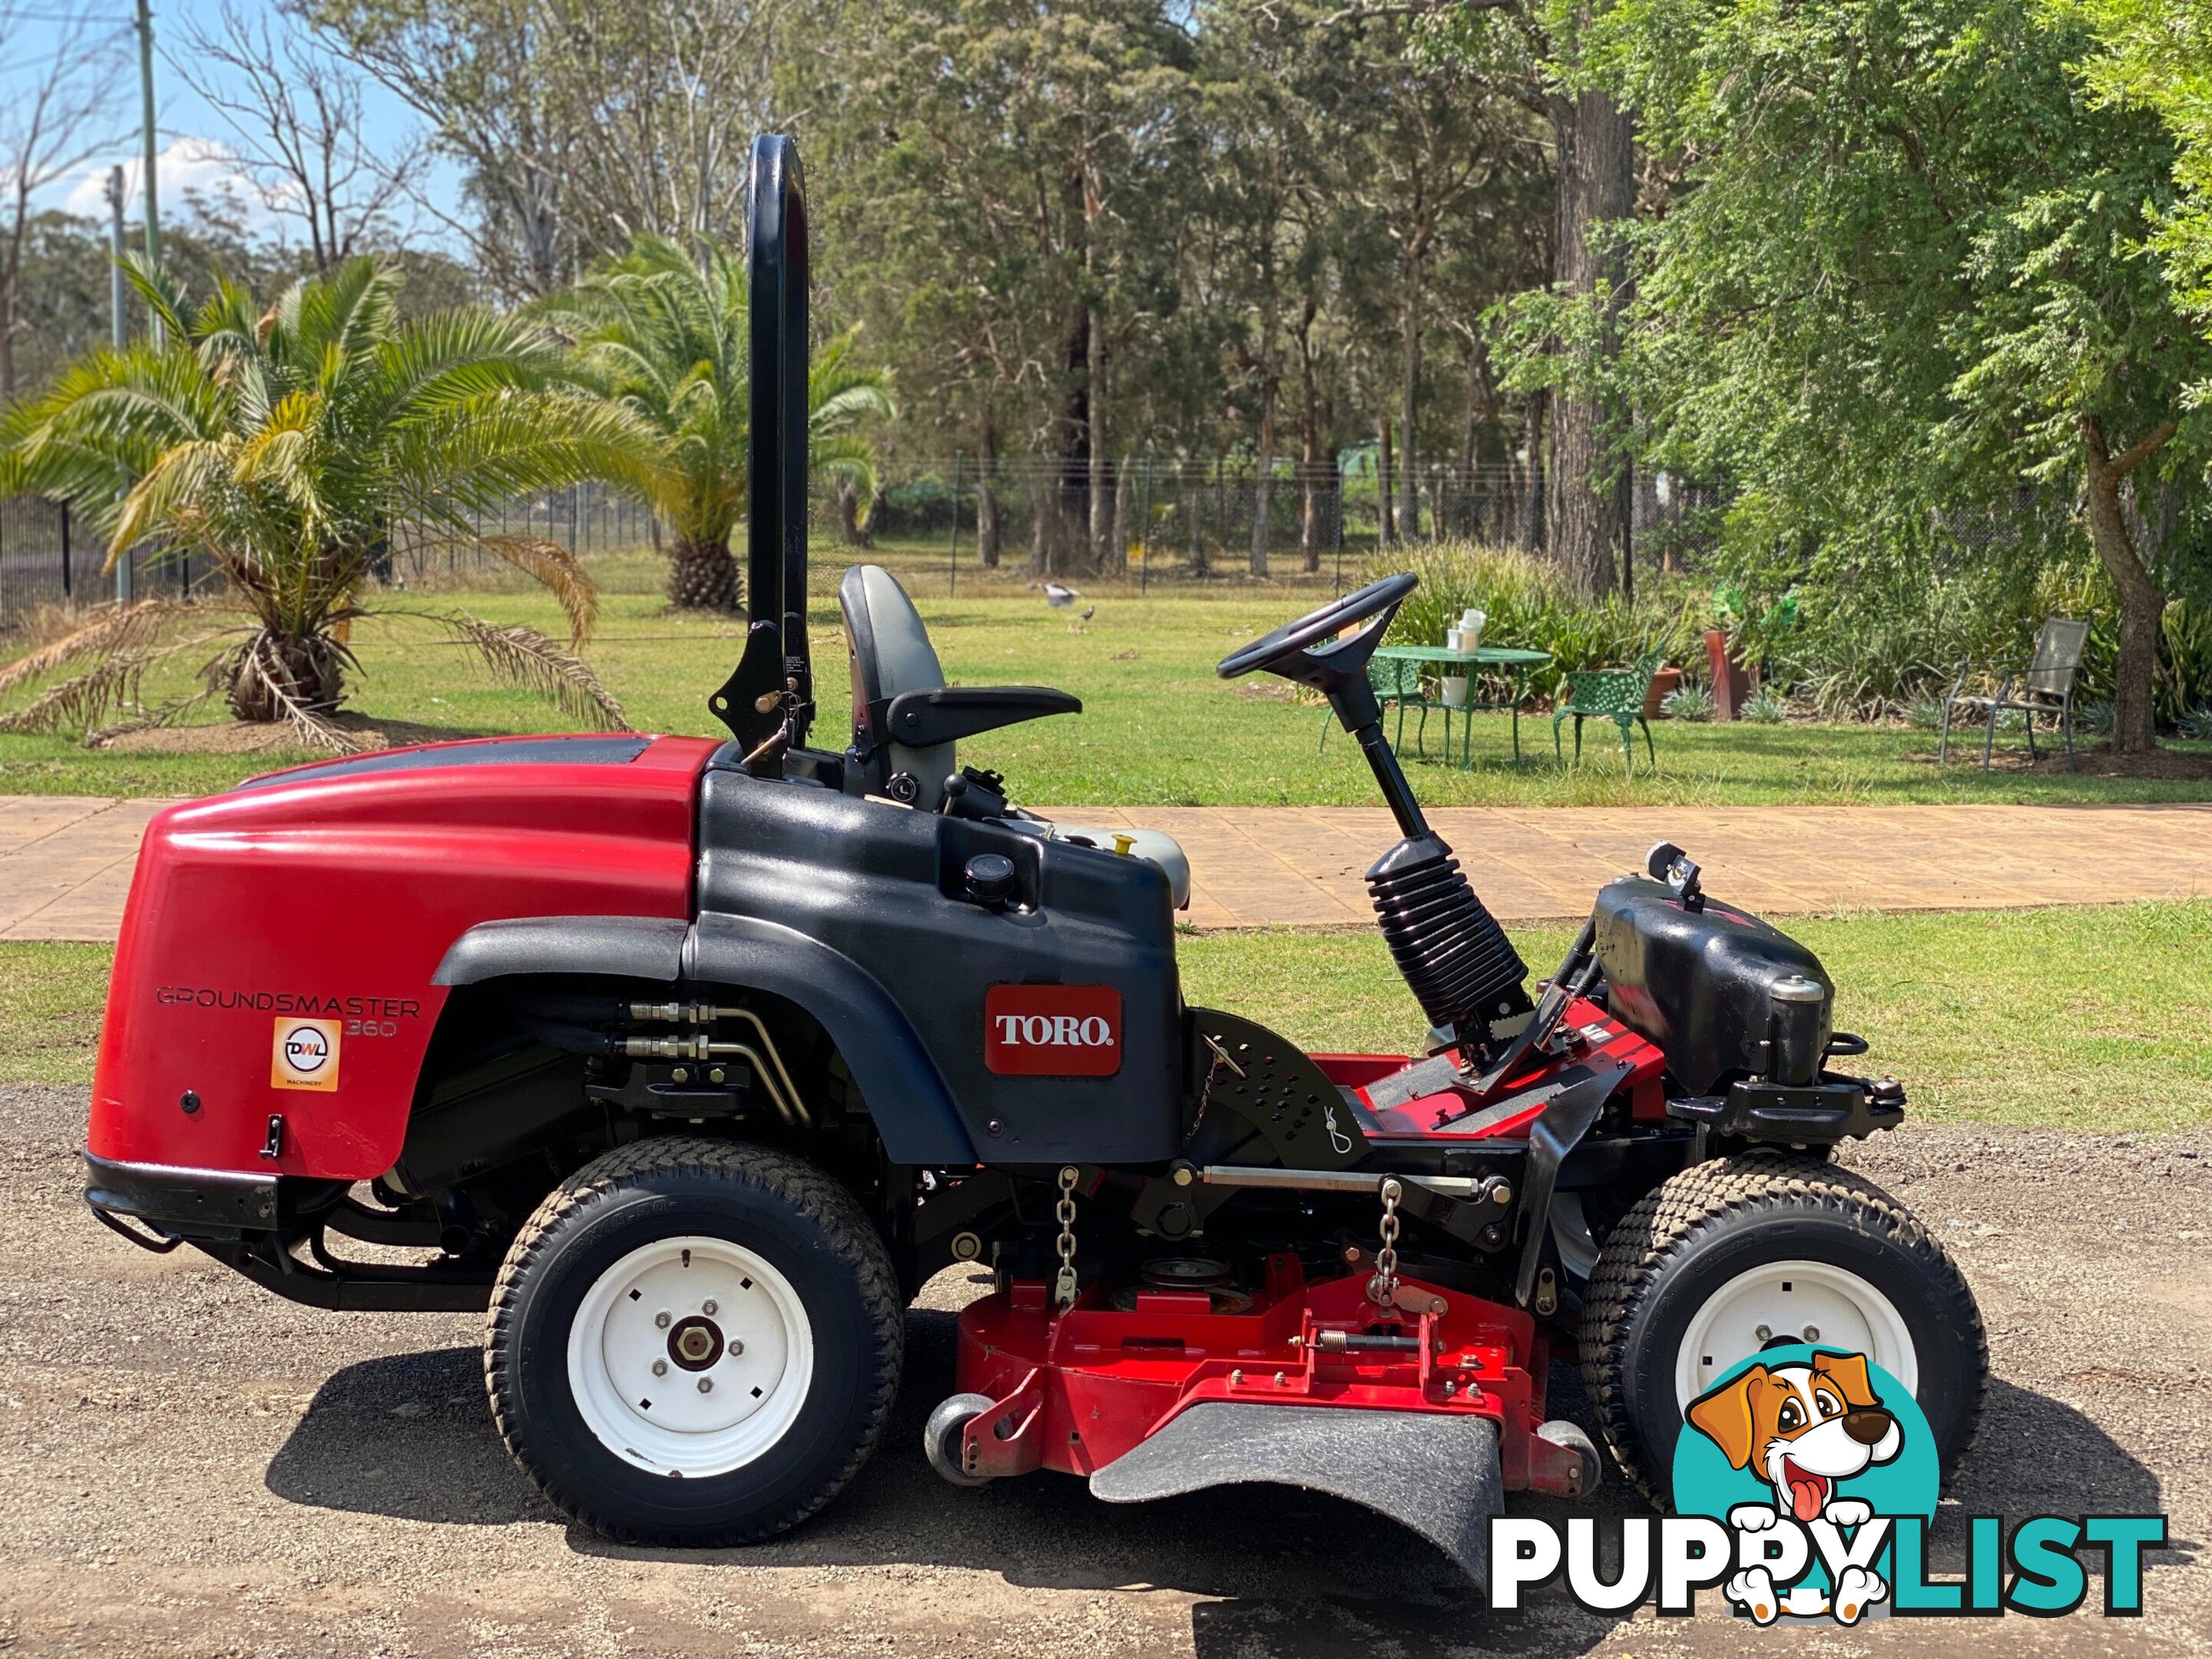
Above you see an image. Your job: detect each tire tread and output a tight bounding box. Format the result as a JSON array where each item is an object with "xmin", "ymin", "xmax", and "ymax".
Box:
[
  {"xmin": 485, "ymin": 1136, "xmax": 903, "ymax": 1547},
  {"xmin": 1578, "ymin": 1151, "xmax": 1987, "ymax": 1506}
]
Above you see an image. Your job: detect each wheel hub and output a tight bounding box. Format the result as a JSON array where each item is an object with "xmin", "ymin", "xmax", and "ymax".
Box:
[
  {"xmin": 669, "ymin": 1315, "xmax": 724, "ymax": 1371},
  {"xmin": 565, "ymin": 1235, "xmax": 814, "ymax": 1478}
]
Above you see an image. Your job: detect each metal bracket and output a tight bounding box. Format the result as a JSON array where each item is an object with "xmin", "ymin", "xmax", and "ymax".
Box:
[
  {"xmin": 1514, "ymin": 1059, "xmax": 1631, "ymax": 1307},
  {"xmin": 260, "ymin": 1114, "xmax": 284, "ymax": 1161},
  {"xmin": 960, "ymin": 1368, "xmax": 1045, "ymax": 1479}
]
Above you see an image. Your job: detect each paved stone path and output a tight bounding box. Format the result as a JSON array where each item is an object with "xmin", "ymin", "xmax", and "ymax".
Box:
[
  {"xmin": 1067, "ymin": 802, "xmax": 2212, "ymax": 928},
  {"xmin": 0, "ymin": 796, "xmax": 174, "ymax": 943},
  {"xmin": 2, "ymin": 795, "xmax": 2208, "ymax": 942}
]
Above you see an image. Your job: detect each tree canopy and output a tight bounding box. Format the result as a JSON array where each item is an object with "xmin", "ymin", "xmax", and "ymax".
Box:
[{"xmin": 1584, "ymin": 0, "xmax": 2212, "ymax": 749}]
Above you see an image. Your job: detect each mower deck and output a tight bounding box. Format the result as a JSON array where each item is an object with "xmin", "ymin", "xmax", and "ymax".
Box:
[{"xmin": 953, "ymin": 1257, "xmax": 1585, "ymax": 1497}]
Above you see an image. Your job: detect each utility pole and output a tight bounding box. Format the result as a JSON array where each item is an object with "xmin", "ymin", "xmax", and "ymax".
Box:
[
  {"xmin": 134, "ymin": 0, "xmax": 162, "ymax": 342},
  {"xmin": 104, "ymin": 167, "xmax": 126, "ymax": 351},
  {"xmin": 106, "ymin": 165, "xmax": 134, "ymax": 607}
]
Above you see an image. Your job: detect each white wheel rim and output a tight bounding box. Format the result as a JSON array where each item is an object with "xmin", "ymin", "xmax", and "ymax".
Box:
[
  {"xmin": 1675, "ymin": 1259, "xmax": 1916, "ymax": 1412},
  {"xmin": 566, "ymin": 1234, "xmax": 815, "ymax": 1479}
]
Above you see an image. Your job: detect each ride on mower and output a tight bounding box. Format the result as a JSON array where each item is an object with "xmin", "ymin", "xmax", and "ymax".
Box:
[{"xmin": 82, "ymin": 137, "xmax": 1985, "ymax": 1584}]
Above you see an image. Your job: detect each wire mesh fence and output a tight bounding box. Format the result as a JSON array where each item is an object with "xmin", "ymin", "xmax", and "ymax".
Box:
[
  {"xmin": 820, "ymin": 458, "xmax": 1726, "ymax": 589},
  {"xmin": 2, "ymin": 462, "xmax": 1725, "ymax": 634},
  {"xmin": 0, "ymin": 496, "xmax": 205, "ymax": 637}
]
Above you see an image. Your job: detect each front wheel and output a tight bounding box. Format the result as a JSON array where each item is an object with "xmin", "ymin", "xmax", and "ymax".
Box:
[
  {"xmin": 485, "ymin": 1137, "xmax": 903, "ymax": 1545},
  {"xmin": 1579, "ymin": 1152, "xmax": 1986, "ymax": 1505}
]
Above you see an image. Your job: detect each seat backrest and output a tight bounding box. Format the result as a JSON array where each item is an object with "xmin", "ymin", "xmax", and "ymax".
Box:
[
  {"xmin": 1369, "ymin": 655, "xmax": 1423, "ymax": 699},
  {"xmin": 2026, "ymin": 616, "xmax": 2089, "ymax": 695},
  {"xmin": 839, "ymin": 564, "xmax": 955, "ymax": 801}
]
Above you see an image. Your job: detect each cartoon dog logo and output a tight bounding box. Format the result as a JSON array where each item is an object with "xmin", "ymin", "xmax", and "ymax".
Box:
[{"xmin": 1685, "ymin": 1349, "xmax": 1902, "ymax": 1624}]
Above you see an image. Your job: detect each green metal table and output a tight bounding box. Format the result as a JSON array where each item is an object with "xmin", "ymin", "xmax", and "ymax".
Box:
[{"xmin": 1370, "ymin": 644, "xmax": 1554, "ymax": 766}]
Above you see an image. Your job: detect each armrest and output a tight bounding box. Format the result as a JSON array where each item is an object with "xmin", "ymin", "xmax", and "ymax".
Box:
[{"xmin": 879, "ymin": 685, "xmax": 1082, "ymax": 749}]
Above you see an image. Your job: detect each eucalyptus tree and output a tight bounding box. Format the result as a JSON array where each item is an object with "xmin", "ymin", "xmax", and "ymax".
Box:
[
  {"xmin": 314, "ymin": 0, "xmax": 790, "ymax": 299},
  {"xmin": 1592, "ymin": 0, "xmax": 2211, "ymax": 751},
  {"xmin": 813, "ymin": 0, "xmax": 1199, "ymax": 575}
]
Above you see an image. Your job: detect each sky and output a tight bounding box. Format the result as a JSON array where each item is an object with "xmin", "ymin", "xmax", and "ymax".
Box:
[{"xmin": 8, "ymin": 0, "xmax": 462, "ymax": 245}]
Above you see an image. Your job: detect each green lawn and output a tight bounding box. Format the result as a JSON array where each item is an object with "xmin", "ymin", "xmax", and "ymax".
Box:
[
  {"xmin": 2, "ymin": 543, "xmax": 2207, "ymax": 804},
  {"xmin": 1181, "ymin": 900, "xmax": 2212, "ymax": 1134},
  {"xmin": 12, "ymin": 902, "xmax": 2207, "ymax": 1132}
]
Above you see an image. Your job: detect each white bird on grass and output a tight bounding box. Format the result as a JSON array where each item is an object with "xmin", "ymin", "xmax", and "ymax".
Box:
[{"xmin": 1030, "ymin": 580, "xmax": 1082, "ymax": 608}]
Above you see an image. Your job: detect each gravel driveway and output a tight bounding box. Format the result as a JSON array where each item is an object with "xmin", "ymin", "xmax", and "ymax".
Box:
[{"xmin": 2, "ymin": 1082, "xmax": 2204, "ymax": 1657}]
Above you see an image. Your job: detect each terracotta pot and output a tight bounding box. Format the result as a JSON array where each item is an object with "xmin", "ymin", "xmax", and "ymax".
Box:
[
  {"xmin": 1704, "ymin": 628, "xmax": 1753, "ymax": 720},
  {"xmin": 1644, "ymin": 665, "xmax": 1683, "ymax": 720}
]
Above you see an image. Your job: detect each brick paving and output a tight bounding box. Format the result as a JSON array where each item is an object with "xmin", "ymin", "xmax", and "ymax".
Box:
[
  {"xmin": 1059, "ymin": 802, "xmax": 2212, "ymax": 929},
  {"xmin": 1, "ymin": 795, "xmax": 2207, "ymax": 942}
]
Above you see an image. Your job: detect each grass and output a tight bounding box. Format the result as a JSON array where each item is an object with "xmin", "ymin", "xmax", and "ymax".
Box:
[
  {"xmin": 9, "ymin": 902, "xmax": 2207, "ymax": 1133},
  {"xmin": 2, "ymin": 540, "xmax": 2207, "ymax": 803},
  {"xmin": 0, "ymin": 942, "xmax": 113, "ymax": 1084},
  {"xmin": 1180, "ymin": 900, "xmax": 2212, "ymax": 1135}
]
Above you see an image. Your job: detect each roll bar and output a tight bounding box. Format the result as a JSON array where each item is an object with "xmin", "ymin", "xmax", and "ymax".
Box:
[{"xmin": 747, "ymin": 133, "xmax": 813, "ymax": 747}]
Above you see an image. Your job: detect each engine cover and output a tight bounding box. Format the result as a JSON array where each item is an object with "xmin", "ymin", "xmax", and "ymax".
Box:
[{"xmin": 1589, "ymin": 877, "xmax": 1832, "ymax": 1094}]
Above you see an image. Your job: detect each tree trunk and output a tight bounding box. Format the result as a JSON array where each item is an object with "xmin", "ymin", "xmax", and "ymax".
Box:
[
  {"xmin": 1031, "ymin": 473, "xmax": 1055, "ymax": 577},
  {"xmin": 1187, "ymin": 467, "xmax": 1207, "ymax": 575},
  {"xmin": 977, "ymin": 415, "xmax": 1001, "ymax": 568},
  {"xmin": 2082, "ymin": 416, "xmax": 2175, "ymax": 754},
  {"xmin": 1378, "ymin": 416, "xmax": 1395, "ymax": 547},
  {"xmin": 1088, "ymin": 326, "xmax": 1112, "ymax": 569},
  {"xmin": 1397, "ymin": 271, "xmax": 1422, "ymax": 543},
  {"xmin": 1251, "ymin": 380, "xmax": 1276, "ymax": 578},
  {"xmin": 1297, "ymin": 300, "xmax": 1323, "ymax": 573},
  {"xmin": 669, "ymin": 535, "xmax": 741, "ymax": 612},
  {"xmin": 1518, "ymin": 390, "xmax": 1548, "ymax": 553},
  {"xmin": 1111, "ymin": 460, "xmax": 1131, "ymax": 578},
  {"xmin": 835, "ymin": 479, "xmax": 873, "ymax": 548},
  {"xmin": 227, "ymin": 629, "xmax": 348, "ymax": 722},
  {"xmin": 1547, "ymin": 84, "xmax": 1636, "ymax": 598}
]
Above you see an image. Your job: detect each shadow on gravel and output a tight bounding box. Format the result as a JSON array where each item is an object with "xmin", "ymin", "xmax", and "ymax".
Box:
[
  {"xmin": 264, "ymin": 1346, "xmax": 555, "ymax": 1526},
  {"xmin": 263, "ymin": 1313, "xmax": 2177, "ymax": 1656}
]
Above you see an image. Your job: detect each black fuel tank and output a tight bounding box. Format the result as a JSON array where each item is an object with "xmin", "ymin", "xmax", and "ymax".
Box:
[
  {"xmin": 1590, "ymin": 876, "xmax": 1832, "ymax": 1094},
  {"xmin": 694, "ymin": 766, "xmax": 1181, "ymax": 1164}
]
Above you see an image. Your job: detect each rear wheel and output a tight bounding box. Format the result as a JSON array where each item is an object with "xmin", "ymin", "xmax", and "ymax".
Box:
[
  {"xmin": 1579, "ymin": 1151, "xmax": 1985, "ymax": 1505},
  {"xmin": 486, "ymin": 1137, "xmax": 902, "ymax": 1545}
]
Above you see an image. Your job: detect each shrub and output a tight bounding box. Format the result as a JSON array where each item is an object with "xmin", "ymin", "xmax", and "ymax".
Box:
[
  {"xmin": 2180, "ymin": 705, "xmax": 2212, "ymax": 742},
  {"xmin": 1379, "ymin": 544, "xmax": 1697, "ymax": 704},
  {"xmin": 1662, "ymin": 681, "xmax": 1717, "ymax": 721},
  {"xmin": 1740, "ymin": 686, "xmax": 1790, "ymax": 724}
]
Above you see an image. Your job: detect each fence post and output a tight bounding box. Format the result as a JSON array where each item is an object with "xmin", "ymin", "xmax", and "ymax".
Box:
[
  {"xmin": 949, "ymin": 453, "xmax": 962, "ymax": 596},
  {"xmin": 1137, "ymin": 455, "xmax": 1153, "ymax": 596}
]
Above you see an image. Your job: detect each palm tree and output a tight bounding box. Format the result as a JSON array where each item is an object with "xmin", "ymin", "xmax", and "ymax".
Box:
[
  {"xmin": 0, "ymin": 257, "xmax": 664, "ymax": 749},
  {"xmin": 552, "ymin": 235, "xmax": 893, "ymax": 612}
]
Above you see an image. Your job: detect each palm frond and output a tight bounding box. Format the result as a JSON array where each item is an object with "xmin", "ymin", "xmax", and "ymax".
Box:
[
  {"xmin": 395, "ymin": 609, "xmax": 630, "ymax": 731},
  {"xmin": 0, "ymin": 599, "xmax": 194, "ymax": 699},
  {"xmin": 0, "ymin": 654, "xmax": 151, "ymax": 736},
  {"xmin": 478, "ymin": 535, "xmax": 601, "ymax": 647}
]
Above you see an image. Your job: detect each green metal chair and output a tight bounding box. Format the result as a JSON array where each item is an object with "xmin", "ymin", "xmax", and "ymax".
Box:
[
  {"xmin": 1553, "ymin": 648, "xmax": 1665, "ymax": 775},
  {"xmin": 1319, "ymin": 655, "xmax": 1454, "ymax": 757}
]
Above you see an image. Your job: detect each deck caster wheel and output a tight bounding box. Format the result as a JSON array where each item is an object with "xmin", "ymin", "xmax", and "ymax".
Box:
[
  {"xmin": 924, "ymin": 1392, "xmax": 998, "ymax": 1488},
  {"xmin": 1580, "ymin": 1151, "xmax": 1986, "ymax": 1506},
  {"xmin": 1535, "ymin": 1419, "xmax": 1603, "ymax": 1497},
  {"xmin": 485, "ymin": 1137, "xmax": 902, "ymax": 1546}
]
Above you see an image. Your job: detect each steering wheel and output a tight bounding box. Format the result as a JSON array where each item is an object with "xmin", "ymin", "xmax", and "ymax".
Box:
[{"xmin": 1216, "ymin": 572, "xmax": 1419, "ymax": 680}]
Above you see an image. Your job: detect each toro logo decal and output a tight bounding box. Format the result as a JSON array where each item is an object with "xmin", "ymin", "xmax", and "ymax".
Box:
[
  {"xmin": 271, "ymin": 1017, "xmax": 342, "ymax": 1091},
  {"xmin": 984, "ymin": 985, "xmax": 1121, "ymax": 1078}
]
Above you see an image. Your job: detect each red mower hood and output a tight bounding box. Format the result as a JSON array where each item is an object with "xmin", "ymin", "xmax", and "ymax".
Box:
[{"xmin": 89, "ymin": 733, "xmax": 718, "ymax": 1182}]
